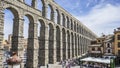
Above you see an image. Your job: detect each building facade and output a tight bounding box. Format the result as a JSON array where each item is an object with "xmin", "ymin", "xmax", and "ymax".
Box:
[
  {"xmin": 114, "ymin": 28, "xmax": 120, "ymax": 65},
  {"xmin": 0, "ymin": 0, "xmax": 97, "ymax": 68},
  {"xmin": 88, "ymin": 27, "xmax": 120, "ymax": 65},
  {"xmin": 103, "ymin": 35, "xmax": 115, "ymax": 59},
  {"xmin": 88, "ymin": 37, "xmax": 104, "ymax": 57}
]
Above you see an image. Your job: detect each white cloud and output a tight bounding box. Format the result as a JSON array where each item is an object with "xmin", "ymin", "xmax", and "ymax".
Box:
[{"xmin": 76, "ymin": 4, "xmax": 120, "ymax": 36}]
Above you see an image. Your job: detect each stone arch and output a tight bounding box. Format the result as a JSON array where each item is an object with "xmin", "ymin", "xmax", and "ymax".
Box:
[
  {"xmin": 75, "ymin": 34, "xmax": 77, "ymax": 56},
  {"xmin": 62, "ymin": 28, "xmax": 66, "ymax": 60},
  {"xmin": 25, "ymin": 14, "xmax": 34, "ymax": 24},
  {"xmin": 5, "ymin": 7, "xmax": 19, "ymax": 18},
  {"xmin": 66, "ymin": 16, "xmax": 69, "ymax": 29},
  {"xmin": 61, "ymin": 13, "xmax": 65, "ymax": 27},
  {"xmin": 80, "ymin": 36, "xmax": 82, "ymax": 55},
  {"xmin": 67, "ymin": 30, "xmax": 70, "ymax": 59},
  {"xmin": 79, "ymin": 25, "xmax": 81, "ymax": 33},
  {"xmin": 38, "ymin": 19, "xmax": 46, "ymax": 66},
  {"xmin": 71, "ymin": 32, "xmax": 74, "ymax": 58},
  {"xmin": 83, "ymin": 37, "xmax": 85, "ymax": 53},
  {"xmin": 25, "ymin": 14, "xmax": 37, "ymax": 68},
  {"xmin": 77, "ymin": 23, "xmax": 78, "ymax": 33},
  {"xmin": 70, "ymin": 19, "xmax": 73, "ymax": 30},
  {"xmin": 48, "ymin": 23, "xmax": 54, "ymax": 64},
  {"xmin": 47, "ymin": 4, "xmax": 54, "ymax": 21},
  {"xmin": 4, "ymin": 7, "xmax": 19, "ymax": 52},
  {"xmin": 56, "ymin": 26, "xmax": 61, "ymax": 62},
  {"xmin": 74, "ymin": 21, "xmax": 76, "ymax": 32},
  {"xmin": 80, "ymin": 25, "xmax": 82, "ymax": 34},
  {"xmin": 82, "ymin": 37, "xmax": 84, "ymax": 54},
  {"xmin": 55, "ymin": 9, "xmax": 61, "ymax": 24},
  {"xmin": 85, "ymin": 38, "xmax": 87, "ymax": 53},
  {"xmin": 77, "ymin": 35, "xmax": 80, "ymax": 55},
  {"xmin": 24, "ymin": 14, "xmax": 34, "ymax": 38}
]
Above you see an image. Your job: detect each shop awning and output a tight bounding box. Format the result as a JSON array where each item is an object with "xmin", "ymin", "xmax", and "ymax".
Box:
[{"xmin": 80, "ymin": 57, "xmax": 110, "ymax": 64}]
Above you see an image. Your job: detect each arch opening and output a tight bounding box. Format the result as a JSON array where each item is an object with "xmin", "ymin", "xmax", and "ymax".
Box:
[
  {"xmin": 24, "ymin": 0, "xmax": 32, "ymax": 6},
  {"xmin": 62, "ymin": 13, "xmax": 65, "ymax": 27},
  {"xmin": 71, "ymin": 33, "xmax": 74, "ymax": 58},
  {"xmin": 62, "ymin": 28, "xmax": 66, "ymax": 60},
  {"xmin": 48, "ymin": 23, "xmax": 54, "ymax": 64},
  {"xmin": 37, "ymin": 0, "xmax": 43, "ymax": 11},
  {"xmin": 38, "ymin": 19, "xmax": 46, "ymax": 66},
  {"xmin": 56, "ymin": 26, "xmax": 61, "ymax": 62},
  {"xmin": 47, "ymin": 4, "xmax": 54, "ymax": 20},
  {"xmin": 3, "ymin": 7, "xmax": 19, "ymax": 53},
  {"xmin": 67, "ymin": 31, "xmax": 70, "ymax": 59}
]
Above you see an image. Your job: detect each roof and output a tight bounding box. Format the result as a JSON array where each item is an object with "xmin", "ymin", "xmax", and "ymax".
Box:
[{"xmin": 80, "ymin": 57, "xmax": 110, "ymax": 64}]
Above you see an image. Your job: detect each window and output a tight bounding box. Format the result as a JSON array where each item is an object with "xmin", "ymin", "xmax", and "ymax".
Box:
[
  {"xmin": 118, "ymin": 35, "xmax": 120, "ymax": 40},
  {"xmin": 92, "ymin": 47, "xmax": 95, "ymax": 51},
  {"xmin": 106, "ymin": 43, "xmax": 111, "ymax": 48},
  {"xmin": 91, "ymin": 41, "xmax": 97, "ymax": 44},
  {"xmin": 107, "ymin": 43, "xmax": 111, "ymax": 48},
  {"xmin": 108, "ymin": 49, "xmax": 111, "ymax": 53},
  {"xmin": 118, "ymin": 42, "xmax": 120, "ymax": 48},
  {"xmin": 98, "ymin": 47, "xmax": 101, "ymax": 51},
  {"xmin": 118, "ymin": 50, "xmax": 120, "ymax": 55},
  {"xmin": 98, "ymin": 40, "xmax": 100, "ymax": 42}
]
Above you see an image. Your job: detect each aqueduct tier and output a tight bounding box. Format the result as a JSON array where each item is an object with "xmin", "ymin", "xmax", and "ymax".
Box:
[{"xmin": 0, "ymin": 0, "xmax": 97, "ymax": 68}]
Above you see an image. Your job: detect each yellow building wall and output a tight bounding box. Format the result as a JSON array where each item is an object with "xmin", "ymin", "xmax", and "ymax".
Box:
[{"xmin": 114, "ymin": 32, "xmax": 120, "ymax": 55}]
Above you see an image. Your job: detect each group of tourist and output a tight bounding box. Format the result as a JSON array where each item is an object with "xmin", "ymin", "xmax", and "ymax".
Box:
[
  {"xmin": 82, "ymin": 62, "xmax": 110, "ymax": 68},
  {"xmin": 60, "ymin": 59, "xmax": 78, "ymax": 68},
  {"xmin": 5, "ymin": 52, "xmax": 22, "ymax": 68}
]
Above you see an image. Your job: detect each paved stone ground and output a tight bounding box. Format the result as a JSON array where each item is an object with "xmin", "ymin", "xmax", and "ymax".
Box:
[{"xmin": 40, "ymin": 64, "xmax": 86, "ymax": 68}]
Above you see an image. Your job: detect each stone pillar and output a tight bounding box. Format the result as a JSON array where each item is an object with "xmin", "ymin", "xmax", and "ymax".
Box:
[
  {"xmin": 26, "ymin": 22, "xmax": 39, "ymax": 68},
  {"xmin": 62, "ymin": 31, "xmax": 66, "ymax": 60},
  {"xmin": 63, "ymin": 15, "xmax": 66, "ymax": 27},
  {"xmin": 48, "ymin": 27, "xmax": 55, "ymax": 64},
  {"xmin": 32, "ymin": 0, "xmax": 37, "ymax": 9},
  {"xmin": 53, "ymin": 28, "xmax": 56, "ymax": 63},
  {"xmin": 68, "ymin": 20, "xmax": 70, "ymax": 29},
  {"xmin": 78, "ymin": 37, "xmax": 79, "ymax": 56},
  {"xmin": 51, "ymin": 10, "xmax": 55, "ymax": 22},
  {"xmin": 80, "ymin": 37, "xmax": 82, "ymax": 55},
  {"xmin": 42, "ymin": 4, "xmax": 48, "ymax": 18},
  {"xmin": 39, "ymin": 26, "xmax": 49, "ymax": 66},
  {"xmin": 60, "ymin": 30, "xmax": 63, "ymax": 61},
  {"xmin": 66, "ymin": 33, "xmax": 68, "ymax": 59},
  {"xmin": 72, "ymin": 36, "xmax": 75, "ymax": 58},
  {"xmin": 76, "ymin": 36, "xmax": 78, "ymax": 57},
  {"xmin": 64, "ymin": 16, "xmax": 67, "ymax": 28},
  {"xmin": 70, "ymin": 35, "xmax": 72, "ymax": 59},
  {"xmin": 58, "ymin": 13, "xmax": 62, "ymax": 25},
  {"xmin": 0, "ymin": 5, "xmax": 4, "ymax": 68},
  {"xmin": 11, "ymin": 15, "xmax": 24, "ymax": 67}
]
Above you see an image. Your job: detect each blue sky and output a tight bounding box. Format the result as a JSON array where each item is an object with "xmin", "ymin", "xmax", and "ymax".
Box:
[
  {"xmin": 55, "ymin": 0, "xmax": 120, "ymax": 36},
  {"xmin": 3, "ymin": 0, "xmax": 120, "ymax": 39}
]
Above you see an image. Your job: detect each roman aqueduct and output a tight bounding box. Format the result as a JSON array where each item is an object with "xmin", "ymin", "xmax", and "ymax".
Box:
[{"xmin": 0, "ymin": 0, "xmax": 96, "ymax": 68}]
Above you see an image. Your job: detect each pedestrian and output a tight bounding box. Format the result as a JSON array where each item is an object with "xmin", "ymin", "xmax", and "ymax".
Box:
[
  {"xmin": 6, "ymin": 52, "xmax": 22, "ymax": 68},
  {"xmin": 47, "ymin": 64, "xmax": 49, "ymax": 68}
]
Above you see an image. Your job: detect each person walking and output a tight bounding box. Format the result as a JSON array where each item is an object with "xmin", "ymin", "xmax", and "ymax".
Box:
[{"xmin": 6, "ymin": 52, "xmax": 22, "ymax": 68}]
